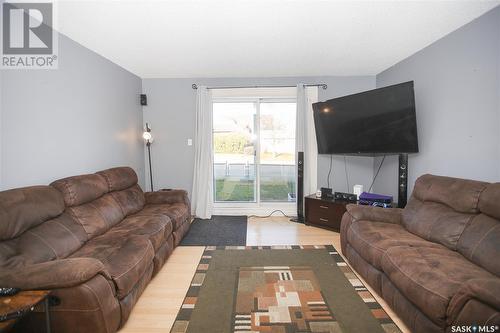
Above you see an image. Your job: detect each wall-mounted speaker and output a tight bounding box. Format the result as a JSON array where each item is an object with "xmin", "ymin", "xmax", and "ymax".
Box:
[{"xmin": 140, "ymin": 94, "xmax": 148, "ymax": 106}]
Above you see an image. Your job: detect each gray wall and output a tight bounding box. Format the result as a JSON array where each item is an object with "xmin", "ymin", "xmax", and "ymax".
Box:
[
  {"xmin": 142, "ymin": 76, "xmax": 375, "ymax": 197},
  {"xmin": 0, "ymin": 69, "xmax": 2, "ymax": 188},
  {"xmin": 0, "ymin": 33, "xmax": 145, "ymax": 190},
  {"xmin": 373, "ymin": 6, "xmax": 500, "ymax": 199}
]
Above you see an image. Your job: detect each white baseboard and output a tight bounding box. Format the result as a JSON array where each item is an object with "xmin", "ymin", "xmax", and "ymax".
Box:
[{"xmin": 213, "ymin": 205, "xmax": 296, "ymax": 217}]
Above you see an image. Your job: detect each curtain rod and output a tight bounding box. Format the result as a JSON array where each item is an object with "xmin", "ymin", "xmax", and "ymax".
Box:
[{"xmin": 191, "ymin": 83, "xmax": 327, "ymax": 90}]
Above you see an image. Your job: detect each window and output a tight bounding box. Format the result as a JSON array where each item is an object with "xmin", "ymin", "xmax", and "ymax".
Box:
[
  {"xmin": 213, "ymin": 102, "xmax": 257, "ymax": 202},
  {"xmin": 212, "ymin": 92, "xmax": 296, "ymax": 206},
  {"xmin": 259, "ymin": 102, "xmax": 296, "ymax": 202}
]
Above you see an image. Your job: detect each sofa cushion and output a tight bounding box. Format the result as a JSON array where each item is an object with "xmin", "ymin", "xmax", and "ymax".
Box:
[
  {"xmin": 137, "ymin": 203, "xmax": 189, "ymax": 230},
  {"xmin": 400, "ymin": 175, "xmax": 489, "ymax": 251},
  {"xmin": 109, "ymin": 184, "xmax": 145, "ymax": 217},
  {"xmin": 107, "ymin": 215, "xmax": 172, "ymax": 251},
  {"xmin": 51, "ymin": 174, "xmax": 109, "ymax": 207},
  {"xmin": 402, "ymin": 198, "xmax": 476, "ymax": 250},
  {"xmin": 0, "ymin": 257, "xmax": 110, "ymax": 290},
  {"xmin": 0, "ymin": 186, "xmax": 64, "ymax": 240},
  {"xmin": 478, "ymin": 183, "xmax": 500, "ymax": 220},
  {"xmin": 97, "ymin": 167, "xmax": 138, "ymax": 192},
  {"xmin": 0, "ymin": 212, "xmax": 88, "ymax": 269},
  {"xmin": 457, "ymin": 213, "xmax": 500, "ymax": 277},
  {"xmin": 381, "ymin": 246, "xmax": 495, "ymax": 326},
  {"xmin": 70, "ymin": 234, "xmax": 154, "ymax": 299},
  {"xmin": 66, "ymin": 193, "xmax": 125, "ymax": 238},
  {"xmin": 455, "ymin": 182, "xmax": 500, "ymax": 277},
  {"xmin": 411, "ymin": 174, "xmax": 487, "ymax": 214},
  {"xmin": 346, "ymin": 220, "xmax": 441, "ymax": 270}
]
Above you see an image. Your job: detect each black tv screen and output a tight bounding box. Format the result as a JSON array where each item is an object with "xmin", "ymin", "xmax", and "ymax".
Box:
[{"xmin": 312, "ymin": 81, "xmax": 418, "ymax": 155}]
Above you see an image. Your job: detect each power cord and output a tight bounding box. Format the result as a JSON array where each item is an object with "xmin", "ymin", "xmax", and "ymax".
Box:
[
  {"xmin": 248, "ymin": 209, "xmax": 293, "ymax": 219},
  {"xmin": 327, "ymin": 155, "xmax": 333, "ymax": 188},
  {"xmin": 344, "ymin": 155, "xmax": 350, "ymax": 192},
  {"xmin": 368, "ymin": 155, "xmax": 386, "ymax": 193}
]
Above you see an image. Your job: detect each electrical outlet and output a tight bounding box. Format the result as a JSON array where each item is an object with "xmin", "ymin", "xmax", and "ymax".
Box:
[{"xmin": 187, "ymin": 139, "xmax": 193, "ymax": 146}]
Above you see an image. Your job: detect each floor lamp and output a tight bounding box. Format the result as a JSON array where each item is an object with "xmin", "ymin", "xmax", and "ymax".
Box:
[{"xmin": 142, "ymin": 123, "xmax": 154, "ymax": 191}]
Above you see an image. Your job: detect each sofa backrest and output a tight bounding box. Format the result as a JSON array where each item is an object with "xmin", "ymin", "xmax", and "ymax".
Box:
[
  {"xmin": 0, "ymin": 186, "xmax": 64, "ymax": 240},
  {"xmin": 0, "ymin": 186, "xmax": 87, "ymax": 269},
  {"xmin": 97, "ymin": 167, "xmax": 145, "ymax": 217},
  {"xmin": 457, "ymin": 183, "xmax": 500, "ymax": 277},
  {"xmin": 402, "ymin": 174, "xmax": 486, "ymax": 250},
  {"xmin": 403, "ymin": 174, "xmax": 500, "ymax": 277},
  {"xmin": 51, "ymin": 167, "xmax": 145, "ymax": 240},
  {"xmin": 0, "ymin": 167, "xmax": 144, "ymax": 270}
]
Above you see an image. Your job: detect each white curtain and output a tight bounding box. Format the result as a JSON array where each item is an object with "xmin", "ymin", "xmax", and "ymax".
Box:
[
  {"xmin": 191, "ymin": 86, "xmax": 214, "ymax": 219},
  {"xmin": 296, "ymin": 84, "xmax": 319, "ymax": 201}
]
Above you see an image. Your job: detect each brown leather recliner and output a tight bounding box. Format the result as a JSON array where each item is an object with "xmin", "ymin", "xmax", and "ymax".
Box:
[
  {"xmin": 0, "ymin": 167, "xmax": 191, "ymax": 333},
  {"xmin": 340, "ymin": 174, "xmax": 500, "ymax": 332}
]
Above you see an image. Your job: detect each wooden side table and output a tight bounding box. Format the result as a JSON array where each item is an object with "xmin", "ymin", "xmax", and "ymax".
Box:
[
  {"xmin": 0, "ymin": 290, "xmax": 51, "ymax": 333},
  {"xmin": 305, "ymin": 194, "xmax": 355, "ymax": 232}
]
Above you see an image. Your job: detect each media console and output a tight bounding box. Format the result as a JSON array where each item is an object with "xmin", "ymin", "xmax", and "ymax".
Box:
[
  {"xmin": 303, "ymin": 153, "xmax": 409, "ymax": 230},
  {"xmin": 304, "ymin": 195, "xmax": 350, "ymax": 232}
]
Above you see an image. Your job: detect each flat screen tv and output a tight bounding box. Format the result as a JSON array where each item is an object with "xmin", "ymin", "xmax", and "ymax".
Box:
[{"xmin": 312, "ymin": 81, "xmax": 418, "ymax": 155}]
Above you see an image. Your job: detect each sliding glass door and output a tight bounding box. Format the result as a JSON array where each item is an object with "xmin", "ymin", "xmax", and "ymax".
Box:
[
  {"xmin": 213, "ymin": 99, "xmax": 296, "ymax": 205},
  {"xmin": 213, "ymin": 102, "xmax": 257, "ymax": 202},
  {"xmin": 259, "ymin": 102, "xmax": 296, "ymax": 202}
]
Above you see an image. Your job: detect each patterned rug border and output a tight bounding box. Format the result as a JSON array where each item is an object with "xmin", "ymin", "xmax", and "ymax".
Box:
[{"xmin": 170, "ymin": 245, "xmax": 401, "ymax": 333}]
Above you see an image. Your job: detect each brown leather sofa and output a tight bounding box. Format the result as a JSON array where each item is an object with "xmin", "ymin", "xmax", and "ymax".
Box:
[
  {"xmin": 341, "ymin": 174, "xmax": 500, "ymax": 332},
  {"xmin": 0, "ymin": 167, "xmax": 191, "ymax": 333}
]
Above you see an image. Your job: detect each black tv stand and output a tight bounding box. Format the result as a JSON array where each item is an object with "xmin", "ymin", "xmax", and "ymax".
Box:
[{"xmin": 398, "ymin": 153, "xmax": 408, "ymax": 208}]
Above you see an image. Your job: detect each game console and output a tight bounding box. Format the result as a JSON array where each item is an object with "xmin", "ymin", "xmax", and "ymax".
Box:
[{"xmin": 358, "ymin": 192, "xmax": 393, "ymax": 207}]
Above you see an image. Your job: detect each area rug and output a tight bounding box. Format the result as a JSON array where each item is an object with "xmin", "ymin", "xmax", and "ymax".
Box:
[
  {"xmin": 171, "ymin": 245, "xmax": 401, "ymax": 333},
  {"xmin": 180, "ymin": 215, "xmax": 247, "ymax": 246}
]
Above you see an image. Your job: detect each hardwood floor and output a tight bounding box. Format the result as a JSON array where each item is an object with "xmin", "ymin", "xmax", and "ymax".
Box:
[
  {"xmin": 119, "ymin": 246, "xmax": 205, "ymax": 333},
  {"xmin": 120, "ymin": 216, "xmax": 410, "ymax": 333}
]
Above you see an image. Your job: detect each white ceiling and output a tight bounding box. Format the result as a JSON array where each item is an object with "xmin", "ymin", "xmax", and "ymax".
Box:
[{"xmin": 56, "ymin": 0, "xmax": 500, "ymax": 78}]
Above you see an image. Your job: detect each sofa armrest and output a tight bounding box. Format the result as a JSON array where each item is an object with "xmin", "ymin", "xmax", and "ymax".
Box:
[
  {"xmin": 340, "ymin": 205, "xmax": 402, "ymax": 255},
  {"xmin": 345, "ymin": 204, "xmax": 403, "ymax": 224},
  {"xmin": 0, "ymin": 258, "xmax": 111, "ymax": 290},
  {"xmin": 145, "ymin": 189, "xmax": 190, "ymax": 207},
  {"xmin": 448, "ymin": 278, "xmax": 500, "ymax": 322}
]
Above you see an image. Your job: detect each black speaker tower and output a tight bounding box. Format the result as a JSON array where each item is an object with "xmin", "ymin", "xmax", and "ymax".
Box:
[
  {"xmin": 291, "ymin": 151, "xmax": 304, "ymax": 223},
  {"xmin": 398, "ymin": 153, "xmax": 408, "ymax": 208}
]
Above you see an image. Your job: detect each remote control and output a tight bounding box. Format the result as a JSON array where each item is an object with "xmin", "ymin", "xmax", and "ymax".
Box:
[
  {"xmin": 0, "ymin": 287, "xmax": 20, "ymax": 297},
  {"xmin": 0, "ymin": 307, "xmax": 32, "ymax": 322}
]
